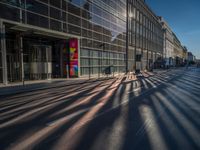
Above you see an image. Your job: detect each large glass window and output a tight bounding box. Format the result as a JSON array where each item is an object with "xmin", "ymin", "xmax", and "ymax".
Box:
[
  {"xmin": 27, "ymin": 12, "xmax": 49, "ymax": 28},
  {"xmin": 68, "ymin": 24, "xmax": 81, "ymax": 35},
  {"xmin": 92, "ymin": 50, "xmax": 100, "ymax": 58},
  {"xmin": 68, "ymin": 14, "xmax": 81, "ymax": 26},
  {"xmin": 26, "ymin": 0, "xmax": 48, "ymax": 16},
  {"xmin": 50, "ymin": 7, "xmax": 61, "ymax": 20},
  {"xmin": 91, "ymin": 59, "xmax": 99, "ymax": 66},
  {"xmin": 92, "ymin": 5, "xmax": 102, "ymax": 17},
  {"xmin": 102, "ymin": 10, "xmax": 110, "ymax": 21},
  {"xmin": 1, "ymin": 0, "xmax": 20, "ymax": 6},
  {"xmin": 68, "ymin": 3, "xmax": 81, "ymax": 16},
  {"xmin": 81, "ymin": 29, "xmax": 88, "ymax": 37},
  {"xmin": 80, "ymin": 49, "xmax": 89, "ymax": 57},
  {"xmin": 0, "ymin": 3, "xmax": 20, "ymax": 22},
  {"xmin": 93, "ymin": 32, "xmax": 102, "ymax": 41},
  {"xmin": 80, "ymin": 47, "xmax": 125, "ymax": 75},
  {"xmin": 82, "ymin": 19, "xmax": 88, "ymax": 28},
  {"xmin": 81, "ymin": 58, "xmax": 89, "ymax": 66},
  {"xmin": 50, "ymin": 0, "xmax": 61, "ymax": 8},
  {"xmin": 93, "ymin": 40, "xmax": 102, "ymax": 49},
  {"xmin": 50, "ymin": 19, "xmax": 62, "ymax": 31},
  {"xmin": 91, "ymin": 14, "xmax": 102, "ymax": 26},
  {"xmin": 69, "ymin": 0, "xmax": 81, "ymax": 6},
  {"xmin": 62, "ymin": 11, "xmax": 67, "ymax": 21}
]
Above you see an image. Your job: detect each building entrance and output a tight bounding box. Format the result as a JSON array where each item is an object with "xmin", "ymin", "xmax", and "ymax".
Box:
[
  {"xmin": 6, "ymin": 53, "xmax": 20, "ymax": 82},
  {"xmin": 3, "ymin": 23, "xmax": 80, "ymax": 84},
  {"xmin": 6, "ymin": 37, "xmax": 21, "ymax": 82},
  {"xmin": 24, "ymin": 44, "xmax": 52, "ymax": 80}
]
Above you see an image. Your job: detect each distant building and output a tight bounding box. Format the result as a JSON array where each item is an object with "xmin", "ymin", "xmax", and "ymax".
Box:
[
  {"xmin": 173, "ymin": 33, "xmax": 183, "ymax": 66},
  {"xmin": 188, "ymin": 52, "xmax": 195, "ymax": 62},
  {"xmin": 196, "ymin": 59, "xmax": 200, "ymax": 65},
  {"xmin": 160, "ymin": 17, "xmax": 174, "ymax": 67},
  {"xmin": 128, "ymin": 0, "xmax": 164, "ymax": 71},
  {"xmin": 182, "ymin": 46, "xmax": 188, "ymax": 62}
]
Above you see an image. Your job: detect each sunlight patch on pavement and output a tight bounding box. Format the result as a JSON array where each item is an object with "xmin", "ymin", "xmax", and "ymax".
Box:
[
  {"xmin": 0, "ymin": 104, "xmax": 55, "ymax": 128},
  {"xmin": 166, "ymin": 87, "xmax": 200, "ymax": 116},
  {"xmin": 47, "ymin": 83, "xmax": 110, "ymax": 119},
  {"xmin": 111, "ymin": 84, "xmax": 124, "ymax": 107},
  {"xmin": 145, "ymin": 78, "xmax": 157, "ymax": 88},
  {"xmin": 0, "ymin": 90, "xmax": 87, "ymax": 128},
  {"xmin": 0, "ymin": 87, "xmax": 96, "ymax": 121},
  {"xmin": 101, "ymin": 83, "xmax": 131, "ymax": 150},
  {"xmin": 141, "ymin": 79, "xmax": 148, "ymax": 89},
  {"xmin": 0, "ymin": 94, "xmax": 65, "ymax": 119},
  {"xmin": 156, "ymin": 92, "xmax": 200, "ymax": 148},
  {"xmin": 6, "ymin": 79, "xmax": 124, "ymax": 150},
  {"xmin": 151, "ymin": 94, "xmax": 193, "ymax": 149},
  {"xmin": 139, "ymin": 104, "xmax": 168, "ymax": 150},
  {"xmin": 7, "ymin": 109, "xmax": 87, "ymax": 150},
  {"xmin": 51, "ymin": 78, "xmax": 124, "ymax": 150},
  {"xmin": 168, "ymin": 82, "xmax": 200, "ymax": 105}
]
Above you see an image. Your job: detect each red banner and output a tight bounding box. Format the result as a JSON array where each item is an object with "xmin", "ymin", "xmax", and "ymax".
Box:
[{"xmin": 69, "ymin": 38, "xmax": 79, "ymax": 77}]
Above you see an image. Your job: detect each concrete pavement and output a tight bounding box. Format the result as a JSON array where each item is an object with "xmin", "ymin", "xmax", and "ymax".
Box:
[
  {"xmin": 0, "ymin": 74, "xmax": 119, "ymax": 97},
  {"xmin": 0, "ymin": 68, "xmax": 199, "ymax": 150},
  {"xmin": 0, "ymin": 68, "xmax": 172, "ymax": 97}
]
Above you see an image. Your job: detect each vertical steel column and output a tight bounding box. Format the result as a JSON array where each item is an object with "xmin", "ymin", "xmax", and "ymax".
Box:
[
  {"xmin": 0, "ymin": 21, "xmax": 8, "ymax": 85},
  {"xmin": 146, "ymin": 31, "xmax": 149, "ymax": 70},
  {"xmin": 19, "ymin": 36, "xmax": 24, "ymax": 85},
  {"xmin": 89, "ymin": 50, "xmax": 91, "ymax": 79},
  {"xmin": 19, "ymin": 0, "xmax": 23, "ymax": 23},
  {"xmin": 134, "ymin": 9, "xmax": 137, "ymax": 71},
  {"xmin": 78, "ymin": 39, "xmax": 81, "ymax": 77},
  {"xmin": 46, "ymin": 46, "xmax": 49, "ymax": 80},
  {"xmin": 60, "ymin": 41, "xmax": 64, "ymax": 78},
  {"xmin": 141, "ymin": 13, "xmax": 144, "ymax": 71},
  {"xmin": 126, "ymin": 0, "xmax": 129, "ymax": 73},
  {"xmin": 98, "ymin": 51, "xmax": 100, "ymax": 78}
]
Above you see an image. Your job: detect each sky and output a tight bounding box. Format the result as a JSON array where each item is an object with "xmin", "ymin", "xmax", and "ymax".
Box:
[{"xmin": 146, "ymin": 0, "xmax": 200, "ymax": 59}]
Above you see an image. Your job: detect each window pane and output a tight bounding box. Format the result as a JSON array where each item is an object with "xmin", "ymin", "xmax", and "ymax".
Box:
[
  {"xmin": 68, "ymin": 3, "xmax": 80, "ymax": 16},
  {"xmin": 0, "ymin": 3, "xmax": 20, "ymax": 22},
  {"xmin": 50, "ymin": 19, "xmax": 62, "ymax": 31},
  {"xmin": 50, "ymin": 7, "xmax": 61, "ymax": 20},
  {"xmin": 27, "ymin": 12, "xmax": 49, "ymax": 28},
  {"xmin": 50, "ymin": 0, "xmax": 61, "ymax": 8},
  {"xmin": 1, "ymin": 0, "xmax": 20, "ymax": 7},
  {"xmin": 80, "ymin": 49, "xmax": 89, "ymax": 57},
  {"xmin": 68, "ymin": 24, "xmax": 81, "ymax": 35},
  {"xmin": 68, "ymin": 14, "xmax": 81, "ymax": 26},
  {"xmin": 26, "ymin": 0, "xmax": 48, "ymax": 16}
]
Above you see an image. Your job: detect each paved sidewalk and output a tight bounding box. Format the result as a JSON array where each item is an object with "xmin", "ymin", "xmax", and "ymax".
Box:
[
  {"xmin": 0, "ymin": 68, "xmax": 175, "ymax": 97},
  {"xmin": 0, "ymin": 74, "xmax": 124, "ymax": 97}
]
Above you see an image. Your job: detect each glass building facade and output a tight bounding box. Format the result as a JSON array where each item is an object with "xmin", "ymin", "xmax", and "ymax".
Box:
[{"xmin": 0, "ymin": 0, "xmax": 163, "ymax": 84}]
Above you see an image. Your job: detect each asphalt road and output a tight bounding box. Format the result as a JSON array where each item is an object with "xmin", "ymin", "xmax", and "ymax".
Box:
[{"xmin": 0, "ymin": 68, "xmax": 199, "ymax": 150}]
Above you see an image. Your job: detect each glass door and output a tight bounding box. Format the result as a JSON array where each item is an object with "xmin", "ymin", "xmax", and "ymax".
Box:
[{"xmin": 7, "ymin": 53, "xmax": 20, "ymax": 82}]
